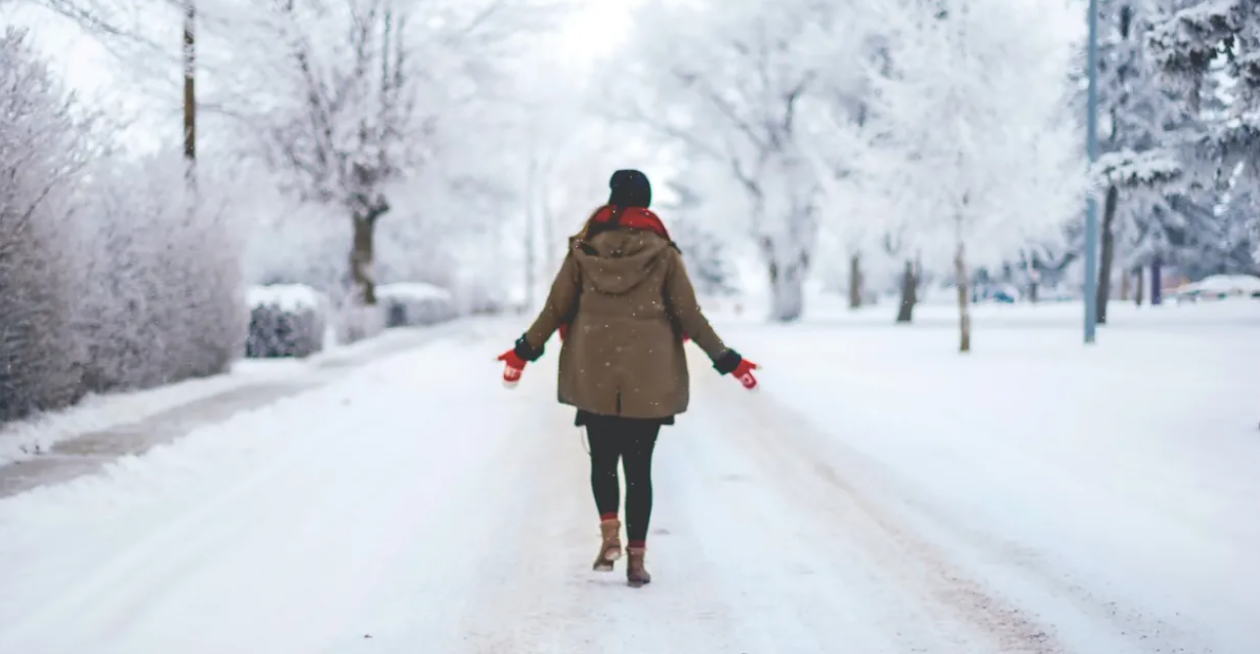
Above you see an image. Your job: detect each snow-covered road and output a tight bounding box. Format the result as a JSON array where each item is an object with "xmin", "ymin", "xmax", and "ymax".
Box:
[{"xmin": 1, "ymin": 308, "xmax": 1257, "ymax": 653}]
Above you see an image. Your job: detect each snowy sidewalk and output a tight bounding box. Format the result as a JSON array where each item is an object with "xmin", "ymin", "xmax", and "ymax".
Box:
[
  {"xmin": 0, "ymin": 320, "xmax": 476, "ymax": 498},
  {"xmin": 0, "ymin": 305, "xmax": 1257, "ymax": 653}
]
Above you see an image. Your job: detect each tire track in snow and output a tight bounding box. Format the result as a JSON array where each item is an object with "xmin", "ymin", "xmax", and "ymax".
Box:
[
  {"xmin": 0, "ymin": 402, "xmax": 329, "ymax": 654},
  {"xmin": 742, "ymin": 382, "xmax": 1217, "ymax": 653},
  {"xmin": 0, "ymin": 337, "xmax": 531, "ymax": 654},
  {"xmin": 664, "ymin": 417, "xmax": 936, "ymax": 653},
  {"xmin": 695, "ymin": 371, "xmax": 1063, "ymax": 653}
]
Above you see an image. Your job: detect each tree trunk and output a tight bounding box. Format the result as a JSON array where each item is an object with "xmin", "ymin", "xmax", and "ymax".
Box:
[
  {"xmin": 895, "ymin": 259, "xmax": 917, "ymax": 323},
  {"xmin": 1151, "ymin": 256, "xmax": 1163, "ymax": 305},
  {"xmin": 182, "ymin": 1, "xmax": 196, "ymax": 187},
  {"xmin": 1135, "ymin": 267, "xmax": 1145, "ymax": 306},
  {"xmin": 1119, "ymin": 267, "xmax": 1130, "ymax": 301},
  {"xmin": 761, "ymin": 234, "xmax": 809, "ymax": 322},
  {"xmin": 848, "ymin": 253, "xmax": 862, "ymax": 309},
  {"xmin": 1096, "ymin": 184, "xmax": 1118, "ymax": 325},
  {"xmin": 350, "ymin": 214, "xmax": 377, "ymax": 305},
  {"xmin": 954, "ymin": 241, "xmax": 971, "ymax": 353},
  {"xmin": 767, "ymin": 258, "xmax": 806, "ymax": 322},
  {"xmin": 1028, "ymin": 253, "xmax": 1040, "ymax": 304}
]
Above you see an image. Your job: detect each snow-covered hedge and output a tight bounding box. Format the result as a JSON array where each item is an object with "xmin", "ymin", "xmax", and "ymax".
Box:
[
  {"xmin": 0, "ymin": 29, "xmax": 247, "ymax": 422},
  {"xmin": 245, "ymin": 285, "xmax": 328, "ymax": 358},
  {"xmin": 0, "ymin": 28, "xmax": 86, "ymax": 422},
  {"xmin": 377, "ymin": 283, "xmax": 457, "ymax": 327},
  {"xmin": 73, "ymin": 154, "xmax": 246, "ymax": 391}
]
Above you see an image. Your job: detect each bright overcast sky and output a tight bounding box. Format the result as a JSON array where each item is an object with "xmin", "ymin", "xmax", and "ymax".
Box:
[
  {"xmin": 12, "ymin": 0, "xmax": 644, "ymax": 101},
  {"xmin": 553, "ymin": 0, "xmax": 642, "ymax": 59}
]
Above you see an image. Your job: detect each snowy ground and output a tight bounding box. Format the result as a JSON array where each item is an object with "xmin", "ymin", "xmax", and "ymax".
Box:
[{"xmin": 0, "ymin": 300, "xmax": 1257, "ymax": 653}]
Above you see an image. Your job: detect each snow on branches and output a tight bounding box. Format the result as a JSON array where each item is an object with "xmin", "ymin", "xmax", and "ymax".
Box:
[
  {"xmin": 1148, "ymin": 0, "xmax": 1260, "ymax": 263},
  {"xmin": 854, "ymin": 0, "xmax": 1084, "ymax": 349},
  {"xmin": 0, "ymin": 26, "xmax": 245, "ymax": 423},
  {"xmin": 1095, "ymin": 149, "xmax": 1184, "ymax": 191},
  {"xmin": 608, "ymin": 0, "xmax": 859, "ymax": 321},
  {"xmin": 1149, "ymin": 0, "xmax": 1256, "ymax": 93},
  {"xmin": 204, "ymin": 0, "xmax": 554, "ymax": 307},
  {"xmin": 0, "ymin": 27, "xmax": 92, "ymax": 421}
]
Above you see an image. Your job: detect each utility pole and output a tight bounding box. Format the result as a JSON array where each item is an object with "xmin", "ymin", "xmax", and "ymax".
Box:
[
  {"xmin": 1083, "ymin": 0, "xmax": 1100, "ymax": 344},
  {"xmin": 183, "ymin": 0, "xmax": 196, "ymax": 192}
]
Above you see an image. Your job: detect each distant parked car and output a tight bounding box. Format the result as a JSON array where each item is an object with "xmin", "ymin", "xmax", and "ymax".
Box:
[
  {"xmin": 1038, "ymin": 287, "xmax": 1077, "ymax": 302},
  {"xmin": 1171, "ymin": 274, "xmax": 1260, "ymax": 303},
  {"xmin": 972, "ymin": 283, "xmax": 1020, "ymax": 303}
]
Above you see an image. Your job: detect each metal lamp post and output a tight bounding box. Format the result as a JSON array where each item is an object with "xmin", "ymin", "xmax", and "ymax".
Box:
[{"xmin": 1083, "ymin": 0, "xmax": 1100, "ymax": 343}]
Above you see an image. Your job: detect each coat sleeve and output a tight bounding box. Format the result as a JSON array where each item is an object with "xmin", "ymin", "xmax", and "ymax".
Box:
[
  {"xmin": 517, "ymin": 250, "xmax": 580, "ymax": 360},
  {"xmin": 663, "ymin": 246, "xmax": 730, "ymax": 364}
]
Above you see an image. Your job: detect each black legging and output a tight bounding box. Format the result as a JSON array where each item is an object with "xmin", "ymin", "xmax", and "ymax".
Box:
[{"xmin": 585, "ymin": 415, "xmax": 661, "ymax": 546}]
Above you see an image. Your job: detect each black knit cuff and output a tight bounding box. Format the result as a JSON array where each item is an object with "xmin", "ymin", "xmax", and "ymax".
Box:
[
  {"xmin": 713, "ymin": 349, "xmax": 742, "ymax": 375},
  {"xmin": 514, "ymin": 334, "xmax": 544, "ymax": 362}
]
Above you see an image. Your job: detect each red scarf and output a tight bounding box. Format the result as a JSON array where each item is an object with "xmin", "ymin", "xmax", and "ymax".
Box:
[
  {"xmin": 558, "ymin": 205, "xmax": 687, "ymax": 343},
  {"xmin": 589, "ymin": 205, "xmax": 672, "ymax": 241}
]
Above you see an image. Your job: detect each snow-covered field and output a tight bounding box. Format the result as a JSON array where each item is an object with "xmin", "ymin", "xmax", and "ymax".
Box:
[{"xmin": 0, "ymin": 301, "xmax": 1256, "ymax": 653}]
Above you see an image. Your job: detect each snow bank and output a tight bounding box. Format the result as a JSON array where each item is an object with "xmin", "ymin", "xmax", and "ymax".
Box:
[{"xmin": 377, "ymin": 282, "xmax": 457, "ymax": 327}]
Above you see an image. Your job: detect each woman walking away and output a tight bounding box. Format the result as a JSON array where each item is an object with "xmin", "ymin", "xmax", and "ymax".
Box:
[{"xmin": 495, "ymin": 169, "xmax": 759, "ymax": 587}]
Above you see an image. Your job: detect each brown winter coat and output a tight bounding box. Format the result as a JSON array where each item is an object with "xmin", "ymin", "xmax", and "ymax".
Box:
[{"xmin": 521, "ymin": 226, "xmax": 730, "ymax": 419}]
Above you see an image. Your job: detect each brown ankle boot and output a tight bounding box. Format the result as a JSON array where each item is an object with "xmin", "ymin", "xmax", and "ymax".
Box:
[
  {"xmin": 626, "ymin": 547, "xmax": 651, "ymax": 587},
  {"xmin": 592, "ymin": 519, "xmax": 621, "ymax": 571}
]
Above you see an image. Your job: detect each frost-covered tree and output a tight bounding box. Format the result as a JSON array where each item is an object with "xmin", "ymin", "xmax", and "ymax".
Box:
[
  {"xmin": 214, "ymin": 0, "xmax": 548, "ymax": 307},
  {"xmin": 854, "ymin": 0, "xmax": 1084, "ymax": 351},
  {"xmin": 659, "ymin": 181, "xmax": 739, "ymax": 297},
  {"xmin": 232, "ymin": 0, "xmax": 426, "ymax": 307},
  {"xmin": 1090, "ymin": 0, "xmax": 1194, "ymax": 322},
  {"xmin": 610, "ymin": 0, "xmax": 857, "ymax": 321},
  {"xmin": 796, "ymin": 18, "xmax": 885, "ymax": 312},
  {"xmin": 1149, "ymin": 0, "xmax": 1260, "ymax": 265}
]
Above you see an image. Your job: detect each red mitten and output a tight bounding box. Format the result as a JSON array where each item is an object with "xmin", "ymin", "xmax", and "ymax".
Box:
[
  {"xmin": 731, "ymin": 358, "xmax": 758, "ymax": 390},
  {"xmin": 496, "ymin": 350, "xmax": 527, "ymax": 387},
  {"xmin": 681, "ymin": 333, "xmax": 690, "ymax": 343},
  {"xmin": 558, "ymin": 323, "xmax": 569, "ymax": 342}
]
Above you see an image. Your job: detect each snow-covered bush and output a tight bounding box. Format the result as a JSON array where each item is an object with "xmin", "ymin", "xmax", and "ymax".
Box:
[
  {"xmin": 0, "ymin": 28, "xmax": 247, "ymax": 422},
  {"xmin": 376, "ymin": 283, "xmax": 457, "ymax": 327},
  {"xmin": 72, "ymin": 152, "xmax": 247, "ymax": 391},
  {"xmin": 245, "ymin": 285, "xmax": 327, "ymax": 358},
  {"xmin": 0, "ymin": 27, "xmax": 89, "ymax": 422}
]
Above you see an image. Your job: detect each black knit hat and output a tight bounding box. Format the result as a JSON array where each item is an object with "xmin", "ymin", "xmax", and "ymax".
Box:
[{"xmin": 608, "ymin": 169, "xmax": 651, "ymax": 208}]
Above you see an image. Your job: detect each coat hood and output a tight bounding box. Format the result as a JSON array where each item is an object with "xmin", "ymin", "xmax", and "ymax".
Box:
[{"xmin": 571, "ymin": 228, "xmax": 672, "ymax": 296}]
